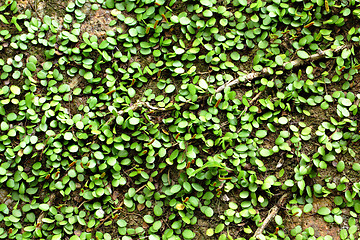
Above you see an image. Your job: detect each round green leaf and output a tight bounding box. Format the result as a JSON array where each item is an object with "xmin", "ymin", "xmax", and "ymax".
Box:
[
  {"xmin": 128, "ymin": 88, "xmax": 136, "ymax": 98},
  {"xmin": 297, "ymin": 50, "xmax": 310, "ymax": 59},
  {"xmin": 180, "ymin": 17, "xmax": 191, "ymax": 25},
  {"xmin": 10, "ymin": 85, "xmax": 21, "ymax": 95},
  {"xmin": 317, "ymin": 207, "xmax": 330, "ymax": 215},
  {"xmin": 255, "ymin": 130, "xmax": 267, "ymax": 138},
  {"xmin": 303, "ymin": 204, "xmax": 313, "ymax": 213},
  {"xmin": 129, "ymin": 117, "xmax": 140, "ymax": 125},
  {"xmin": 94, "ymin": 151, "xmax": 104, "ymax": 160},
  {"xmin": 259, "ymin": 148, "xmax": 271, "ymax": 157},
  {"xmin": 26, "ymin": 62, "xmax": 36, "ymax": 71},
  {"xmin": 182, "ymin": 229, "xmax": 195, "ymax": 239},
  {"xmin": 143, "ymin": 215, "xmax": 154, "ymax": 224},
  {"xmin": 165, "ymin": 84, "xmax": 176, "ymax": 93},
  {"xmin": 337, "ymin": 161, "xmax": 345, "ymax": 172},
  {"xmin": 64, "ymin": 132, "xmax": 73, "ymax": 140},
  {"xmin": 278, "ymin": 117, "xmax": 288, "ymax": 125},
  {"xmin": 84, "ymin": 72, "xmax": 93, "ymax": 80},
  {"xmin": 170, "ymin": 184, "xmax": 181, "ymax": 194},
  {"xmin": 7, "ymin": 113, "xmax": 17, "ymax": 121}
]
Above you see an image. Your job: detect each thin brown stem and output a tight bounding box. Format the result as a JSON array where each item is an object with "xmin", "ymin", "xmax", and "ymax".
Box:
[
  {"xmin": 35, "ymin": 193, "xmax": 56, "ymax": 230},
  {"xmin": 216, "ymin": 45, "xmax": 347, "ymax": 93},
  {"xmin": 252, "ymin": 193, "xmax": 289, "ymax": 239},
  {"xmin": 103, "ymin": 45, "xmax": 348, "ymax": 123}
]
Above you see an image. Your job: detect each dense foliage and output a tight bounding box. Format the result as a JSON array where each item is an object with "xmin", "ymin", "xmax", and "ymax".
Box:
[{"xmin": 0, "ymin": 0, "xmax": 360, "ymax": 239}]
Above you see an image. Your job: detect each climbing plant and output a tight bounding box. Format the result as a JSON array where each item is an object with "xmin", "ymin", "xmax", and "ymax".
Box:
[{"xmin": 0, "ymin": 0, "xmax": 360, "ymax": 239}]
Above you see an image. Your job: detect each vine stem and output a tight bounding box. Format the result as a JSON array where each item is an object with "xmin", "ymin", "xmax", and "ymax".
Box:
[
  {"xmin": 252, "ymin": 193, "xmax": 289, "ymax": 239},
  {"xmin": 36, "ymin": 193, "xmax": 56, "ymax": 230},
  {"xmin": 216, "ymin": 45, "xmax": 347, "ymax": 93},
  {"xmin": 104, "ymin": 45, "xmax": 347, "ymax": 122}
]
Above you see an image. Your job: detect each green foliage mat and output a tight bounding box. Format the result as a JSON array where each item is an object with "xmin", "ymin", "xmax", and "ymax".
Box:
[{"xmin": 0, "ymin": 0, "xmax": 360, "ymax": 239}]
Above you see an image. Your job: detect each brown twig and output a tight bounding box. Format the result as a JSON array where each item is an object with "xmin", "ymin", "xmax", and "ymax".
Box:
[
  {"xmin": 219, "ymin": 90, "xmax": 263, "ymax": 130},
  {"xmin": 28, "ymin": 0, "xmax": 43, "ymax": 22},
  {"xmin": 216, "ymin": 45, "xmax": 347, "ymax": 93},
  {"xmin": 239, "ymin": 90, "xmax": 263, "ymax": 119},
  {"xmin": 157, "ymin": 45, "xmax": 347, "ymax": 114},
  {"xmin": 104, "ymin": 100, "xmax": 145, "ymax": 126},
  {"xmin": 103, "ymin": 45, "xmax": 348, "ymax": 123},
  {"xmin": 252, "ymin": 193, "xmax": 289, "ymax": 239},
  {"xmin": 35, "ymin": 193, "xmax": 56, "ymax": 231},
  {"xmin": 78, "ymin": 200, "xmax": 90, "ymax": 209},
  {"xmin": 211, "ymin": 89, "xmax": 263, "ymax": 156}
]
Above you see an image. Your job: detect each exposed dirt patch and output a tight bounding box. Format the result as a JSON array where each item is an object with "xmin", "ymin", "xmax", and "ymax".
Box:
[
  {"xmin": 80, "ymin": 3, "xmax": 119, "ymax": 38},
  {"xmin": 284, "ymin": 197, "xmax": 340, "ymax": 239}
]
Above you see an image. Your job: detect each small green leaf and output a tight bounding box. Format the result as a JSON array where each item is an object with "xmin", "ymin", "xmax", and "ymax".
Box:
[
  {"xmin": 259, "ymin": 148, "xmax": 271, "ymax": 157},
  {"xmin": 275, "ymin": 55, "xmax": 284, "ymax": 66},
  {"xmin": 170, "ymin": 184, "xmax": 181, "ymax": 194},
  {"xmin": 301, "ymin": 127, "xmax": 311, "ymax": 136},
  {"xmin": 215, "ymin": 223, "xmax": 224, "ymax": 233},
  {"xmin": 178, "ymin": 121, "xmax": 188, "ymax": 128},
  {"xmin": 10, "ymin": 85, "xmax": 21, "ymax": 95},
  {"xmin": 332, "ymin": 131, "xmax": 343, "ymax": 140},
  {"xmin": 105, "ymin": 0, "xmax": 115, "ymax": 8},
  {"xmin": 230, "ymin": 52, "xmax": 240, "ymax": 61},
  {"xmin": 182, "ymin": 229, "xmax": 195, "ymax": 239},
  {"xmin": 64, "ymin": 132, "xmax": 73, "ymax": 140},
  {"xmin": 198, "ymin": 79, "xmax": 208, "ymax": 89},
  {"xmin": 278, "ymin": 117, "xmax": 288, "ymax": 125},
  {"xmin": 297, "ymin": 50, "xmax": 310, "ymax": 59},
  {"xmin": 129, "ymin": 117, "xmax": 139, "ymax": 125},
  {"xmin": 69, "ymin": 236, "xmax": 81, "ymax": 240},
  {"xmin": 255, "ymin": 130, "xmax": 267, "ymax": 138},
  {"xmin": 303, "ymin": 204, "xmax": 313, "ymax": 213},
  {"xmin": 128, "ymin": 88, "xmax": 135, "ymax": 98},
  {"xmin": 201, "ymin": 206, "xmax": 214, "ymax": 217},
  {"xmin": 337, "ymin": 161, "xmax": 345, "ymax": 172},
  {"xmin": 179, "ymin": 17, "xmax": 191, "ymax": 25},
  {"xmin": 0, "ymin": 14, "xmax": 9, "ymax": 24},
  {"xmin": 317, "ymin": 207, "xmax": 331, "ymax": 215},
  {"xmin": 154, "ymin": 205, "xmax": 163, "ymax": 216},
  {"xmin": 43, "ymin": 61, "xmax": 53, "ymax": 71},
  {"xmin": 165, "ymin": 84, "xmax": 176, "ymax": 93},
  {"xmin": 94, "ymin": 151, "xmax": 104, "ymax": 160},
  {"xmin": 84, "ymin": 72, "xmax": 93, "ymax": 80},
  {"xmin": 7, "ymin": 112, "xmax": 17, "ymax": 121},
  {"xmin": 206, "ymin": 228, "xmax": 214, "ymax": 236},
  {"xmin": 26, "ymin": 62, "xmax": 36, "ymax": 71},
  {"xmin": 143, "ymin": 215, "xmax": 154, "ymax": 224},
  {"xmin": 52, "ymin": 234, "xmax": 62, "ymax": 240},
  {"xmin": 39, "ymin": 204, "xmax": 50, "ymax": 211},
  {"xmin": 353, "ymin": 163, "xmax": 360, "ymax": 171}
]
